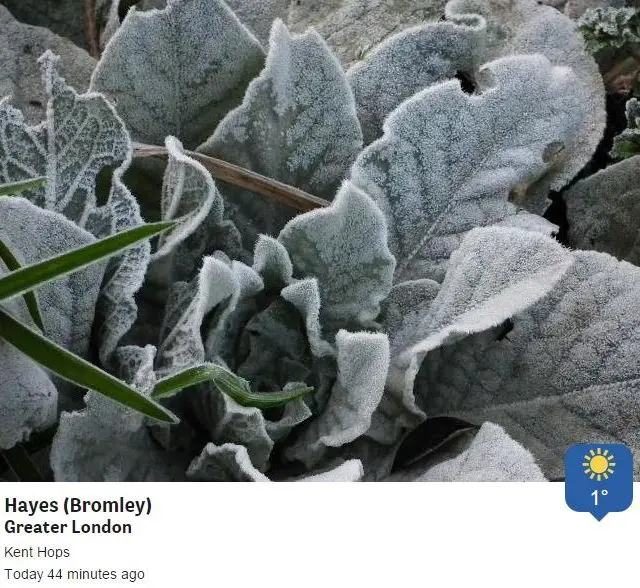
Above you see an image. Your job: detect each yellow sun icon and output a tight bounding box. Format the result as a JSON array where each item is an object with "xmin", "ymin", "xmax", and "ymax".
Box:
[{"xmin": 583, "ymin": 448, "xmax": 616, "ymax": 481}]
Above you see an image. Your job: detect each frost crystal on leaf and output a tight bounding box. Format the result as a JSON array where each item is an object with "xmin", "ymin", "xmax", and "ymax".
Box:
[
  {"xmin": 373, "ymin": 226, "xmax": 573, "ymax": 447},
  {"xmin": 51, "ymin": 345, "xmax": 188, "ymax": 481},
  {"xmin": 564, "ymin": 156, "xmax": 640, "ymax": 265},
  {"xmin": 91, "ymin": 0, "xmax": 265, "ymax": 149},
  {"xmin": 0, "ymin": 0, "xmax": 633, "ymax": 484},
  {"xmin": 446, "ymin": 0, "xmax": 606, "ymax": 212},
  {"xmin": 610, "ymin": 98, "xmax": 640, "ymax": 160},
  {"xmin": 296, "ymin": 459, "xmax": 364, "ymax": 482},
  {"xmin": 420, "ymin": 251, "xmax": 640, "ymax": 478},
  {"xmin": 85, "ymin": 178, "xmax": 152, "ymax": 364},
  {"xmin": 0, "ymin": 338, "xmax": 58, "ymax": 450},
  {"xmin": 352, "ymin": 54, "xmax": 584, "ymax": 283},
  {"xmin": 0, "ymin": 50, "xmax": 145, "ymax": 364},
  {"xmin": 284, "ymin": 330, "xmax": 390, "ymax": 468},
  {"xmin": 199, "ymin": 19, "xmax": 363, "ymax": 249},
  {"xmin": 187, "ymin": 443, "xmax": 270, "ymax": 482},
  {"xmin": 0, "ymin": 197, "xmax": 106, "ymax": 359},
  {"xmin": 152, "ymin": 136, "xmax": 221, "ymax": 261},
  {"xmin": 0, "ymin": 51, "xmax": 130, "ymax": 225},
  {"xmin": 278, "ymin": 181, "xmax": 395, "ymax": 337},
  {"xmin": 347, "ymin": 20, "xmax": 485, "ymax": 145},
  {"xmin": 156, "ymin": 256, "xmax": 260, "ymax": 377},
  {"xmin": 0, "ymin": 4, "xmax": 96, "ymax": 124}
]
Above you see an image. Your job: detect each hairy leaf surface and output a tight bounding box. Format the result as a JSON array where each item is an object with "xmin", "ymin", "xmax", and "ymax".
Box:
[
  {"xmin": 86, "ymin": 177, "xmax": 151, "ymax": 364},
  {"xmin": 0, "ymin": 51, "xmax": 130, "ymax": 225},
  {"xmin": 51, "ymin": 345, "xmax": 189, "ymax": 481},
  {"xmin": 373, "ymin": 227, "xmax": 573, "ymax": 445},
  {"xmin": 347, "ymin": 20, "xmax": 485, "ymax": 144},
  {"xmin": 91, "ymin": 0, "xmax": 265, "ymax": 148},
  {"xmin": 0, "ymin": 197, "xmax": 105, "ymax": 357},
  {"xmin": 420, "ymin": 251, "xmax": 640, "ymax": 478},
  {"xmin": 187, "ymin": 443, "xmax": 270, "ymax": 481},
  {"xmin": 199, "ymin": 20, "xmax": 362, "ymax": 249},
  {"xmin": 153, "ymin": 136, "xmax": 221, "ymax": 260},
  {"xmin": 284, "ymin": 330, "xmax": 390, "ymax": 468},
  {"xmin": 446, "ymin": 0, "xmax": 605, "ymax": 211},
  {"xmin": 0, "ymin": 5, "xmax": 95, "ymax": 124},
  {"xmin": 0, "ymin": 337, "xmax": 57, "ymax": 449},
  {"xmin": 564, "ymin": 156, "xmax": 640, "ymax": 265},
  {"xmin": 279, "ymin": 181, "xmax": 395, "ymax": 337},
  {"xmin": 352, "ymin": 55, "xmax": 584, "ymax": 283}
]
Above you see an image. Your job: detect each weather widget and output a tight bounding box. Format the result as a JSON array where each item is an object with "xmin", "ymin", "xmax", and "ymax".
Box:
[{"xmin": 565, "ymin": 444, "xmax": 633, "ymax": 521}]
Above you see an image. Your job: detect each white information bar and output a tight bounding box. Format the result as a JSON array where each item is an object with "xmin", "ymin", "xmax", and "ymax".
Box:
[{"xmin": 1, "ymin": 483, "xmax": 636, "ymax": 587}]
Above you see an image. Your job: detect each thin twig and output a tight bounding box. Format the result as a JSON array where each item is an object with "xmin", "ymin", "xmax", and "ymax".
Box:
[
  {"xmin": 133, "ymin": 143, "xmax": 330, "ymax": 212},
  {"xmin": 84, "ymin": 0, "xmax": 100, "ymax": 58}
]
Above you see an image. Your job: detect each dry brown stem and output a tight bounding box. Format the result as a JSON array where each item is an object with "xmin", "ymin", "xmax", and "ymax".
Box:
[{"xmin": 133, "ymin": 143, "xmax": 330, "ymax": 212}]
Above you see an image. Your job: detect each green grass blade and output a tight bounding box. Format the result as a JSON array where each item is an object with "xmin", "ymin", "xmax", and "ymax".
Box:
[
  {"xmin": 0, "ymin": 177, "xmax": 47, "ymax": 197},
  {"xmin": 0, "ymin": 307, "xmax": 178, "ymax": 424},
  {"xmin": 152, "ymin": 363, "xmax": 313, "ymax": 409},
  {"xmin": 0, "ymin": 221, "xmax": 175, "ymax": 302},
  {"xmin": 0, "ymin": 237, "xmax": 44, "ymax": 330}
]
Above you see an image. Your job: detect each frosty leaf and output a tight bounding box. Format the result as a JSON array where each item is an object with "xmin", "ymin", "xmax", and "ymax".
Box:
[
  {"xmin": 284, "ymin": 330, "xmax": 390, "ymax": 468},
  {"xmin": 264, "ymin": 397, "xmax": 313, "ymax": 443},
  {"xmin": 352, "ymin": 55, "xmax": 584, "ymax": 283},
  {"xmin": 156, "ymin": 257, "xmax": 258, "ymax": 377},
  {"xmin": 387, "ymin": 227, "xmax": 573, "ymax": 398},
  {"xmin": 203, "ymin": 259, "xmax": 264, "ymax": 363},
  {"xmin": 165, "ymin": 207, "xmax": 244, "ymax": 287},
  {"xmin": 186, "ymin": 384, "xmax": 273, "ymax": 472},
  {"xmin": 187, "ymin": 443, "xmax": 269, "ymax": 482},
  {"xmin": 494, "ymin": 210, "xmax": 558, "ymax": 237},
  {"xmin": 0, "ymin": 4, "xmax": 96, "ymax": 124},
  {"xmin": 0, "ymin": 51, "xmax": 131, "ymax": 225},
  {"xmin": 446, "ymin": 0, "xmax": 605, "ymax": 211},
  {"xmin": 234, "ymin": 298, "xmax": 311, "ymax": 393},
  {"xmin": 347, "ymin": 20, "xmax": 485, "ymax": 145},
  {"xmin": 252, "ymin": 235, "xmax": 293, "ymax": 293},
  {"xmin": 0, "ymin": 197, "xmax": 105, "ymax": 357},
  {"xmin": 279, "ymin": 278, "xmax": 334, "ymax": 359},
  {"xmin": 91, "ymin": 0, "xmax": 265, "ymax": 149},
  {"xmin": 388, "ymin": 423, "xmax": 547, "ymax": 481},
  {"xmin": 198, "ymin": 20, "xmax": 362, "ymax": 249},
  {"xmin": 152, "ymin": 136, "xmax": 221, "ymax": 260},
  {"xmin": 296, "ymin": 459, "xmax": 364, "ymax": 482},
  {"xmin": 395, "ymin": 227, "xmax": 573, "ymax": 360},
  {"xmin": 0, "ymin": 221, "xmax": 171, "ymax": 305},
  {"xmin": 85, "ymin": 177, "xmax": 151, "ymax": 364},
  {"xmin": 50, "ymin": 345, "xmax": 189, "ymax": 481},
  {"xmin": 279, "ymin": 181, "xmax": 395, "ymax": 336},
  {"xmin": 0, "ymin": 198, "xmax": 102, "ymax": 441},
  {"xmin": 610, "ymin": 98, "xmax": 640, "ymax": 160},
  {"xmin": 379, "ymin": 279, "xmax": 441, "ymax": 358},
  {"xmin": 339, "ymin": 436, "xmax": 402, "ymax": 482},
  {"xmin": 420, "ymin": 251, "xmax": 640, "ymax": 478},
  {"xmin": 564, "ymin": 156, "xmax": 640, "ymax": 265},
  {"xmin": 367, "ymin": 279, "xmax": 440, "ymax": 444},
  {"xmin": 0, "ymin": 337, "xmax": 57, "ymax": 449}
]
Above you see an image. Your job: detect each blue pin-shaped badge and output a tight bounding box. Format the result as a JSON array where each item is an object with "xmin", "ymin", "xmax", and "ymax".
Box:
[{"xmin": 565, "ymin": 443, "xmax": 633, "ymax": 520}]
